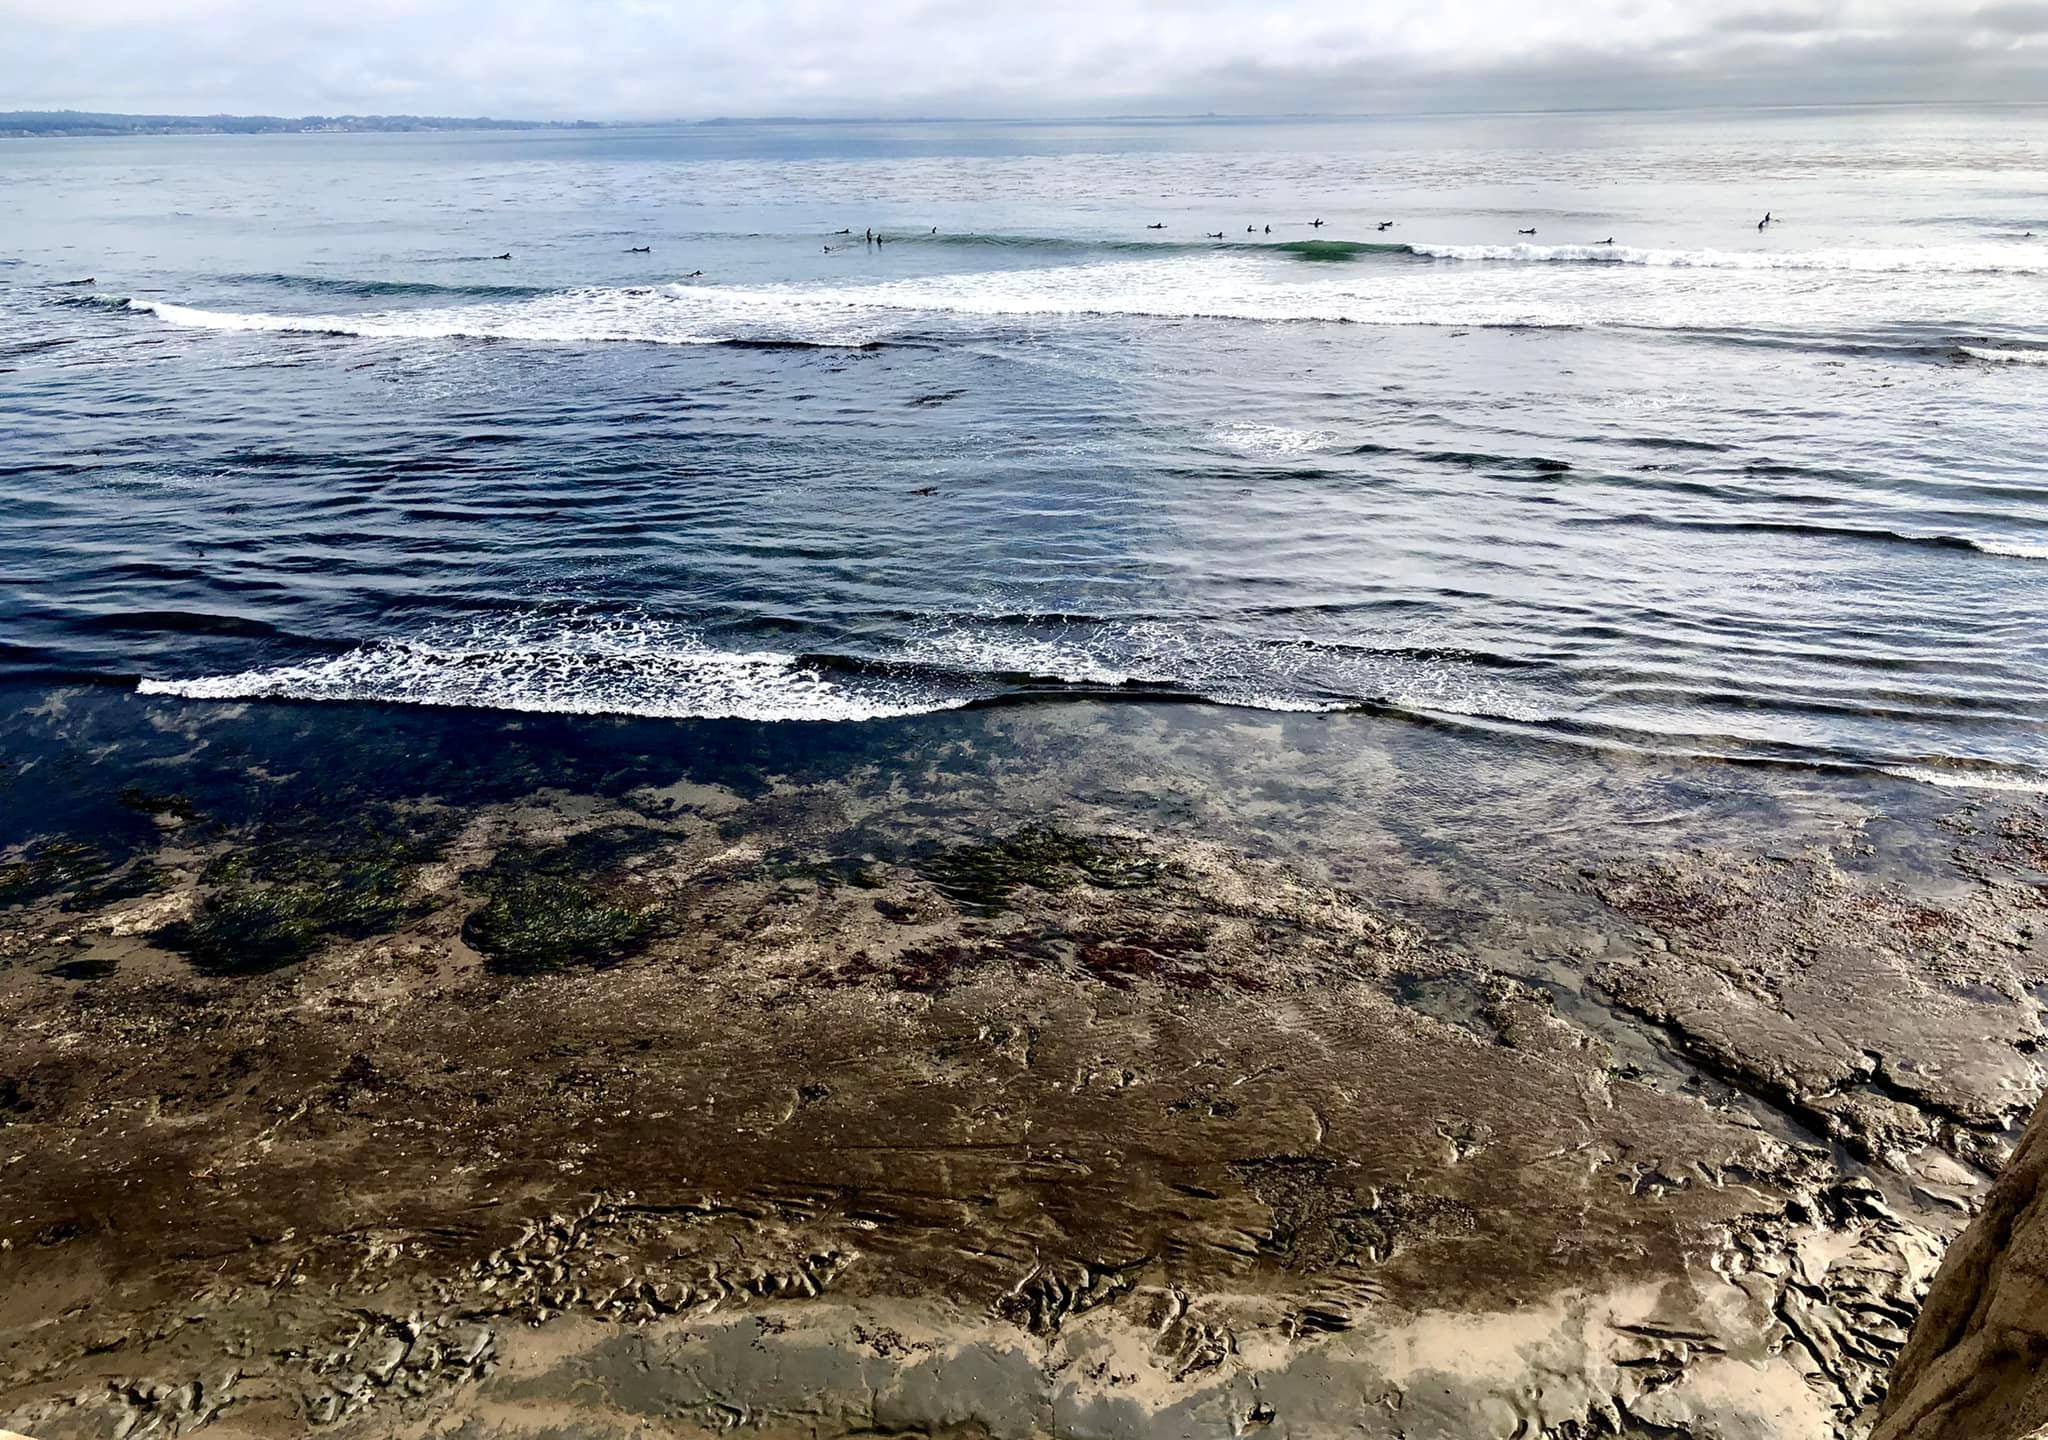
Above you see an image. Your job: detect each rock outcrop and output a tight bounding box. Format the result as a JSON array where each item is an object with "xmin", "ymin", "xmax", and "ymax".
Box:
[{"xmin": 1875, "ymin": 1099, "xmax": 2048, "ymax": 1440}]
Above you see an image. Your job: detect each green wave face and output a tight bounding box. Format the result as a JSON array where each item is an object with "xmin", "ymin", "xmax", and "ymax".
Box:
[{"xmin": 1268, "ymin": 239, "xmax": 1405, "ymax": 260}]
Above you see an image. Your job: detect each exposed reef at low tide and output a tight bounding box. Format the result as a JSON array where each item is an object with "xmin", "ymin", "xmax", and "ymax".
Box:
[{"xmin": 2, "ymin": 699, "xmax": 2044, "ymax": 1438}]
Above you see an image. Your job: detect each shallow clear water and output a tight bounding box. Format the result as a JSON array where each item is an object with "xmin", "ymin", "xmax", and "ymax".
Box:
[{"xmin": 3, "ymin": 107, "xmax": 2046, "ymax": 788}]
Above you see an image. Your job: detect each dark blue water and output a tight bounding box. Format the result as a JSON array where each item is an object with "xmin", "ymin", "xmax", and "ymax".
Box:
[{"xmin": 4, "ymin": 108, "xmax": 2047, "ymax": 789}]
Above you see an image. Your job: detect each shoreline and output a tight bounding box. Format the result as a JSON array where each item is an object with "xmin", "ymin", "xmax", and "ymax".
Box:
[{"xmin": 3, "ymin": 688, "xmax": 2043, "ymax": 1436}]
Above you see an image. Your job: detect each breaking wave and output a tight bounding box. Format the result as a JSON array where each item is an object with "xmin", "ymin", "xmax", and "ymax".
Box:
[
  {"xmin": 1959, "ymin": 344, "xmax": 2048, "ymax": 365},
  {"xmin": 136, "ymin": 617, "xmax": 953, "ymax": 722},
  {"xmin": 1972, "ymin": 538, "xmax": 2048, "ymax": 559},
  {"xmin": 1412, "ymin": 241, "xmax": 2048, "ymax": 275},
  {"xmin": 1878, "ymin": 763, "xmax": 2048, "ymax": 795},
  {"xmin": 124, "ymin": 295, "xmax": 884, "ymax": 349},
  {"xmin": 132, "ymin": 613, "xmax": 1559, "ymax": 726},
  {"xmin": 116, "ymin": 240, "xmax": 2048, "ymax": 349}
]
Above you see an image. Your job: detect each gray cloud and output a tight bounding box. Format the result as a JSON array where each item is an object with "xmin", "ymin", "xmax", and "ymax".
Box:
[
  {"xmin": 1972, "ymin": 0, "xmax": 2048, "ymax": 30},
  {"xmin": 0, "ymin": 0, "xmax": 2039, "ymax": 119}
]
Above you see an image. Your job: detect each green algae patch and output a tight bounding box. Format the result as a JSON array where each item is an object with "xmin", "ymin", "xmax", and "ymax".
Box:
[
  {"xmin": 156, "ymin": 809, "xmax": 453, "ymax": 976},
  {"xmin": 775, "ymin": 855, "xmax": 884, "ymax": 891},
  {"xmin": 63, "ymin": 861, "xmax": 171, "ymax": 913},
  {"xmin": 165, "ymin": 884, "xmax": 333, "ymax": 973},
  {"xmin": 463, "ymin": 874, "xmax": 655, "ymax": 976},
  {"xmin": 0, "ymin": 838, "xmax": 115, "ymax": 909},
  {"xmin": 918, "ymin": 826, "xmax": 1163, "ymax": 912},
  {"xmin": 1, "ymin": 830, "xmax": 171, "ymax": 917},
  {"xmin": 460, "ymin": 827, "xmax": 670, "ymax": 977}
]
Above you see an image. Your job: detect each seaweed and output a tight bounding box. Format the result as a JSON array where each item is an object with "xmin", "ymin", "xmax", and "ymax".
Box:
[
  {"xmin": 918, "ymin": 826, "xmax": 1162, "ymax": 912},
  {"xmin": 156, "ymin": 809, "xmax": 453, "ymax": 975},
  {"xmin": 459, "ymin": 827, "xmax": 670, "ymax": 976},
  {"xmin": 0, "ymin": 838, "xmax": 113, "ymax": 908},
  {"xmin": 463, "ymin": 873, "xmax": 655, "ymax": 976},
  {"xmin": 63, "ymin": 862, "xmax": 171, "ymax": 913}
]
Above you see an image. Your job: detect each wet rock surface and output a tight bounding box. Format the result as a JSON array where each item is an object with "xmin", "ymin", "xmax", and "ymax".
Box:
[{"xmin": 3, "ymin": 705, "xmax": 2046, "ymax": 1439}]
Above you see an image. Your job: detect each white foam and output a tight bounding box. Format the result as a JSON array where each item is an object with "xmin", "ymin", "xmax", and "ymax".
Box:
[
  {"xmin": 1411, "ymin": 241, "xmax": 2048, "ymax": 275},
  {"xmin": 1211, "ymin": 422, "xmax": 1337, "ymax": 459},
  {"xmin": 1971, "ymin": 537, "xmax": 2048, "ymax": 559},
  {"xmin": 907, "ymin": 627, "xmax": 1146, "ymax": 687},
  {"xmin": 1388, "ymin": 689, "xmax": 1560, "ymax": 724},
  {"xmin": 136, "ymin": 616, "xmax": 959, "ymax": 722},
  {"xmin": 128, "ymin": 292, "xmax": 882, "ymax": 348},
  {"xmin": 1959, "ymin": 345, "xmax": 2048, "ymax": 365},
  {"xmin": 1878, "ymin": 764, "xmax": 2048, "ymax": 795}
]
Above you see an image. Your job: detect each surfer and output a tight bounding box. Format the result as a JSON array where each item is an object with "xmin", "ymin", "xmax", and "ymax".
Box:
[
  {"xmin": 1263, "ymin": 225, "xmax": 1270, "ymax": 235},
  {"xmin": 490, "ymin": 252, "xmax": 511, "ymax": 260},
  {"xmin": 626, "ymin": 246, "xmax": 650, "ymax": 253},
  {"xmin": 1146, "ymin": 222, "xmax": 1166, "ymax": 229},
  {"xmin": 1518, "ymin": 227, "xmax": 1537, "ymax": 235},
  {"xmin": 1598, "ymin": 237, "xmax": 1614, "ymax": 245},
  {"xmin": 834, "ymin": 228, "xmax": 851, "ymax": 235},
  {"xmin": 1311, "ymin": 218, "xmax": 1324, "ymax": 228},
  {"xmin": 684, "ymin": 270, "xmax": 703, "ymax": 278},
  {"xmin": 1377, "ymin": 221, "xmax": 1394, "ymax": 231},
  {"xmin": 1206, "ymin": 231, "xmax": 1224, "ymax": 239}
]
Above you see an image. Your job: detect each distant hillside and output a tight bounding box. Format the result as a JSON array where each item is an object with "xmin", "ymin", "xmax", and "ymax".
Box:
[{"xmin": 0, "ymin": 109, "xmax": 602, "ymax": 137}]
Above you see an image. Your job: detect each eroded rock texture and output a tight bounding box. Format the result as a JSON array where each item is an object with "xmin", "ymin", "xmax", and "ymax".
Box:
[{"xmin": 1874, "ymin": 1100, "xmax": 2048, "ymax": 1440}]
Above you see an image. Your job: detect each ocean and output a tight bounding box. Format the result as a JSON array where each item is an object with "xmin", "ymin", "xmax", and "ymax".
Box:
[{"xmin": 4, "ymin": 105, "xmax": 2046, "ymax": 790}]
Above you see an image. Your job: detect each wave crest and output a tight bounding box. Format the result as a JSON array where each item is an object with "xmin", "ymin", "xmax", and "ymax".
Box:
[
  {"xmin": 135, "ymin": 621, "xmax": 954, "ymax": 723},
  {"xmin": 1959, "ymin": 344, "xmax": 2048, "ymax": 365},
  {"xmin": 1411, "ymin": 241, "xmax": 2048, "ymax": 275}
]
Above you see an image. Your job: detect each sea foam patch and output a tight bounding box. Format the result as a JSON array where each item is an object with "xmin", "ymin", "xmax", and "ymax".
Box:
[
  {"xmin": 1211, "ymin": 422, "xmax": 1339, "ymax": 459},
  {"xmin": 136, "ymin": 616, "xmax": 958, "ymax": 723}
]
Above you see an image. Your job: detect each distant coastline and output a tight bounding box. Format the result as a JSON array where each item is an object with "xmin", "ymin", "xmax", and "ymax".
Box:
[
  {"xmin": 0, "ymin": 109, "xmax": 604, "ymax": 137},
  {"xmin": 8, "ymin": 99, "xmax": 2047, "ymax": 138}
]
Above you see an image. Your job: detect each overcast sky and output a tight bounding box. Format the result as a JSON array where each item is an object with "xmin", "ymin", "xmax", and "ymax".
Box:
[{"xmin": 1, "ymin": 0, "xmax": 2043, "ymax": 119}]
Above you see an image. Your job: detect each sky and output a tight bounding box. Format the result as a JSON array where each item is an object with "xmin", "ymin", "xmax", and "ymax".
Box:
[{"xmin": 0, "ymin": 0, "xmax": 2043, "ymax": 120}]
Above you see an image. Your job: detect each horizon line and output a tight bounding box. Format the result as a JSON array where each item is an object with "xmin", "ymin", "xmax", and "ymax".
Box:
[{"xmin": 8, "ymin": 97, "xmax": 2048, "ymax": 133}]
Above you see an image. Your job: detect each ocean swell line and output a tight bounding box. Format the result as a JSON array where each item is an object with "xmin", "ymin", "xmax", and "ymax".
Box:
[{"xmin": 1411, "ymin": 241, "xmax": 2048, "ymax": 274}]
